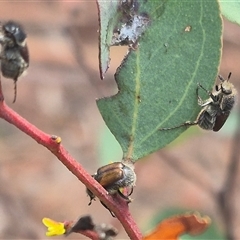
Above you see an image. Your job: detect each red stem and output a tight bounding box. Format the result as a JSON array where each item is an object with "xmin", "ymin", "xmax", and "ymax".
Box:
[
  {"xmin": 79, "ymin": 230, "xmax": 99, "ymax": 240},
  {"xmin": 0, "ymin": 93, "xmax": 141, "ymax": 239}
]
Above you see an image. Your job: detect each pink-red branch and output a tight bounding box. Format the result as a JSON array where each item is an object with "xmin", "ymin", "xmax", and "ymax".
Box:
[
  {"xmin": 0, "ymin": 93, "xmax": 141, "ymax": 239},
  {"xmin": 78, "ymin": 230, "xmax": 99, "ymax": 240}
]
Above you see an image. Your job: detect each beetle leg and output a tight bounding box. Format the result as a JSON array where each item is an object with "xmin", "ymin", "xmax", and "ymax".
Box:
[
  {"xmin": 196, "ymin": 83, "xmax": 204, "ymax": 105},
  {"xmin": 196, "ymin": 84, "xmax": 212, "ymax": 106},
  {"xmin": 12, "ymin": 79, "xmax": 18, "ymax": 103},
  {"xmin": 100, "ymin": 201, "xmax": 116, "ymax": 218},
  {"xmin": 87, "ymin": 192, "xmax": 96, "ymax": 206},
  {"xmin": 197, "ymin": 83, "xmax": 218, "ymax": 102},
  {"xmin": 159, "ymin": 120, "xmax": 198, "ymax": 131},
  {"xmin": 127, "ymin": 186, "xmax": 134, "ymax": 196}
]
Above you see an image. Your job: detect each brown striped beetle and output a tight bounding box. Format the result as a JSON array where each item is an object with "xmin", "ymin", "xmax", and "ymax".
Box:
[
  {"xmin": 0, "ymin": 21, "xmax": 29, "ymax": 103},
  {"xmin": 159, "ymin": 73, "xmax": 237, "ymax": 131},
  {"xmin": 87, "ymin": 162, "xmax": 136, "ymax": 217}
]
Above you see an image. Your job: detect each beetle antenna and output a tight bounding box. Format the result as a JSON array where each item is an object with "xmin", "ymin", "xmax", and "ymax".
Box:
[
  {"xmin": 227, "ymin": 72, "xmax": 232, "ymax": 81},
  {"xmin": 218, "ymin": 74, "xmax": 224, "ymax": 82},
  {"xmin": 218, "ymin": 72, "xmax": 232, "ymax": 83}
]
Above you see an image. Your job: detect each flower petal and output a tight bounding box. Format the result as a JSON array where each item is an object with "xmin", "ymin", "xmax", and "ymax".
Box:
[{"xmin": 42, "ymin": 218, "xmax": 66, "ymax": 236}]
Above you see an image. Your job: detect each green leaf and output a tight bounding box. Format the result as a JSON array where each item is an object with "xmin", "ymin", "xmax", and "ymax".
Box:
[
  {"xmin": 97, "ymin": 0, "xmax": 222, "ymax": 161},
  {"xmin": 97, "ymin": 0, "xmax": 119, "ymax": 79},
  {"xmin": 219, "ymin": 0, "xmax": 240, "ymax": 26}
]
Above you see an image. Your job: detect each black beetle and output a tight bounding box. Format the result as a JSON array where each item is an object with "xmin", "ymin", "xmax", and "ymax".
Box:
[{"xmin": 0, "ymin": 21, "xmax": 29, "ymax": 103}]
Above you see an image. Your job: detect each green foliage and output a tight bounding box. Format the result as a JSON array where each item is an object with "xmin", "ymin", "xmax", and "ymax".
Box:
[
  {"xmin": 97, "ymin": 0, "xmax": 222, "ymax": 161},
  {"xmin": 97, "ymin": 0, "xmax": 119, "ymax": 78},
  {"xmin": 219, "ymin": 0, "xmax": 240, "ymax": 26}
]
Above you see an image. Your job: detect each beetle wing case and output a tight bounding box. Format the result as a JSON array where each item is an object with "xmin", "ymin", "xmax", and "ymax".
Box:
[
  {"xmin": 95, "ymin": 162, "xmax": 124, "ymax": 189},
  {"xmin": 213, "ymin": 112, "xmax": 230, "ymax": 132}
]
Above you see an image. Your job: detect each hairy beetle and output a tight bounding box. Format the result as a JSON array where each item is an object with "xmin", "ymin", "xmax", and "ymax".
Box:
[
  {"xmin": 159, "ymin": 73, "xmax": 237, "ymax": 131},
  {"xmin": 0, "ymin": 21, "xmax": 29, "ymax": 102}
]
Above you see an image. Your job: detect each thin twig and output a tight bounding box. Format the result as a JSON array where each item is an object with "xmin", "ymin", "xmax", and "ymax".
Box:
[{"xmin": 0, "ymin": 84, "xmax": 142, "ymax": 239}]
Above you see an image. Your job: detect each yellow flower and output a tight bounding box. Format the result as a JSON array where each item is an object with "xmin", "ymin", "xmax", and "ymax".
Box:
[{"xmin": 42, "ymin": 218, "xmax": 66, "ymax": 237}]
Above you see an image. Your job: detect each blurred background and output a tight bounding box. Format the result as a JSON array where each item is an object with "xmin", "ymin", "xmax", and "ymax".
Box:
[{"xmin": 0, "ymin": 1, "xmax": 239, "ymax": 239}]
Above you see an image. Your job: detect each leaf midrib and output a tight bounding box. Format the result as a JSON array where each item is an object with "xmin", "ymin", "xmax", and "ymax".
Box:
[{"xmin": 135, "ymin": 2, "xmax": 206, "ymax": 149}]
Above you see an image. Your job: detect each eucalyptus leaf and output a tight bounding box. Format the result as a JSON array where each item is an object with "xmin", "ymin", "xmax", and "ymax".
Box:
[
  {"xmin": 97, "ymin": 0, "xmax": 119, "ymax": 79},
  {"xmin": 97, "ymin": 0, "xmax": 222, "ymax": 161}
]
